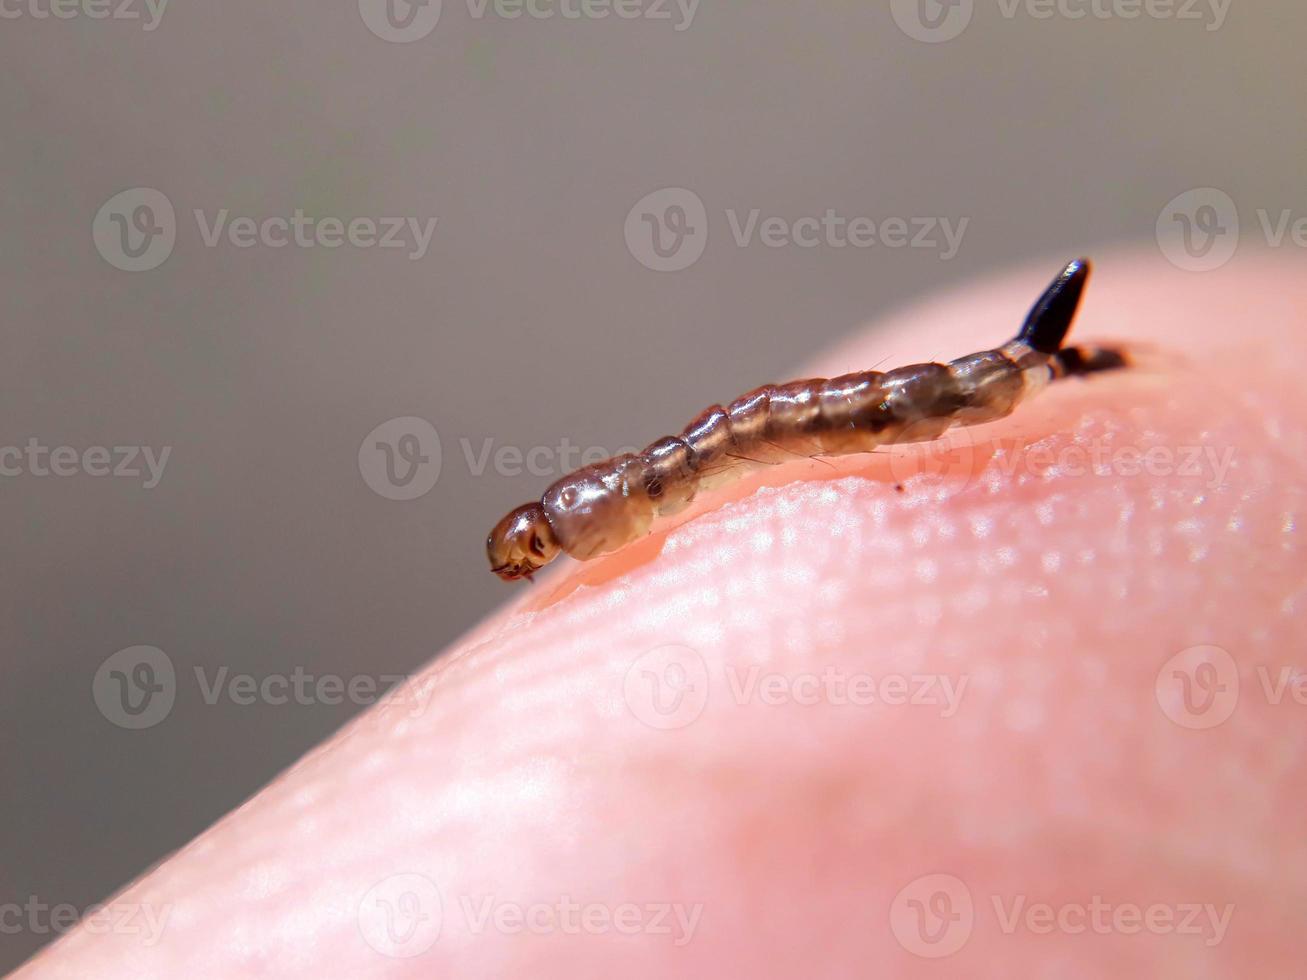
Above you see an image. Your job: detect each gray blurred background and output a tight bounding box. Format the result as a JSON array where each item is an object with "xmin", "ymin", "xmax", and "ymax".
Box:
[{"xmin": 2, "ymin": 0, "xmax": 1304, "ymax": 970}]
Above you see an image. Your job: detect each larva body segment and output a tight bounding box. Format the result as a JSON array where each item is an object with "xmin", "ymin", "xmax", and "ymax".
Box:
[
  {"xmin": 538, "ymin": 454, "xmax": 654, "ymax": 562},
  {"xmin": 814, "ymin": 373, "xmax": 885, "ymax": 454},
  {"xmin": 486, "ymin": 258, "xmax": 1126, "ymax": 581}
]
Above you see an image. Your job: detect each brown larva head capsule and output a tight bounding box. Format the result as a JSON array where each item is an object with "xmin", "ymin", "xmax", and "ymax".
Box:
[{"xmin": 486, "ymin": 503, "xmax": 560, "ymax": 581}]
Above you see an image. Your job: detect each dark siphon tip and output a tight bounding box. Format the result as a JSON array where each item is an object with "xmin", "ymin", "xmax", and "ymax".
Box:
[
  {"xmin": 1017, "ymin": 257, "xmax": 1092, "ymax": 355},
  {"xmin": 1053, "ymin": 345, "xmax": 1129, "ymax": 377}
]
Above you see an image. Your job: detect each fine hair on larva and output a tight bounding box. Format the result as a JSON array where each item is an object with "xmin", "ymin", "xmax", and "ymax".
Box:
[{"xmin": 487, "ymin": 258, "xmax": 1128, "ymax": 581}]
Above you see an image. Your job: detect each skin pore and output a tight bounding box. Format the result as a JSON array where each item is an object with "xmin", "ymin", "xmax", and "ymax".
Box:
[{"xmin": 19, "ymin": 249, "xmax": 1306, "ymax": 978}]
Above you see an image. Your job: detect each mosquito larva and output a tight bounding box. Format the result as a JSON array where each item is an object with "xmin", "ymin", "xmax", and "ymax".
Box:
[{"xmin": 487, "ymin": 258, "xmax": 1128, "ymax": 581}]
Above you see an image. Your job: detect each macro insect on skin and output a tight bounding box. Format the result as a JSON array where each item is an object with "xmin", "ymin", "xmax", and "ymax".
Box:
[{"xmin": 487, "ymin": 259, "xmax": 1128, "ymax": 581}]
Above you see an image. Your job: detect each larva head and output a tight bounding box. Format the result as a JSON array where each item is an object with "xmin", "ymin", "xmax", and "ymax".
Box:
[{"xmin": 487, "ymin": 503, "xmax": 560, "ymax": 581}]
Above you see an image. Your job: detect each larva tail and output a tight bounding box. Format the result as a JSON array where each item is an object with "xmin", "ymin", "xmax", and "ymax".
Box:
[
  {"xmin": 1051, "ymin": 344, "xmax": 1129, "ymax": 378},
  {"xmin": 1017, "ymin": 257, "xmax": 1092, "ymax": 354}
]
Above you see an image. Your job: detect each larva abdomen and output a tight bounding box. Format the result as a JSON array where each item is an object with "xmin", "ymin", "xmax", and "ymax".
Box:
[
  {"xmin": 948, "ymin": 351, "xmax": 1026, "ymax": 425},
  {"xmin": 815, "ymin": 372, "xmax": 888, "ymax": 454}
]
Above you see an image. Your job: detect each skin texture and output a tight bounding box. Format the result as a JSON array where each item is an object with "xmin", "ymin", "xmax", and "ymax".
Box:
[{"xmin": 16, "ymin": 249, "xmax": 1307, "ymax": 978}]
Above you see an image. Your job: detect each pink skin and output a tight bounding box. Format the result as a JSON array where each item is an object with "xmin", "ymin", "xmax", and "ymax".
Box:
[{"xmin": 18, "ymin": 250, "xmax": 1307, "ymax": 978}]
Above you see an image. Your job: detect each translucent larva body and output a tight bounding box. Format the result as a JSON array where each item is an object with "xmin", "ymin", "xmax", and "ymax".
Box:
[{"xmin": 487, "ymin": 259, "xmax": 1127, "ymax": 581}]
